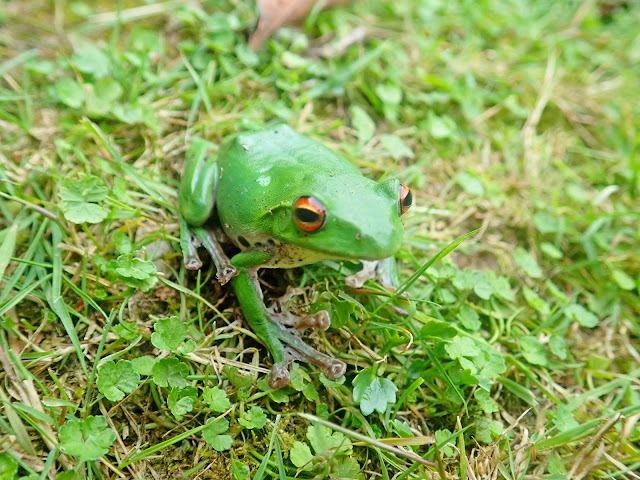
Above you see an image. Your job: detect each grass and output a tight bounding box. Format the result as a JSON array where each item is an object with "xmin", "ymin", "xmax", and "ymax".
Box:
[{"xmin": 1, "ymin": 0, "xmax": 639, "ymax": 478}]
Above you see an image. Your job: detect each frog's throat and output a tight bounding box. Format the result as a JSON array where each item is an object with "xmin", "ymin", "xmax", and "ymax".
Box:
[
  {"xmin": 262, "ymin": 243, "xmax": 346, "ymax": 268},
  {"xmin": 230, "ymin": 232, "xmax": 346, "ymax": 268}
]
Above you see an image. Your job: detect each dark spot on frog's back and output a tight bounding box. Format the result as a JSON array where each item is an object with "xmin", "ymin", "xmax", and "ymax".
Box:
[
  {"xmin": 267, "ymin": 239, "xmax": 276, "ymax": 246},
  {"xmin": 237, "ymin": 236, "xmax": 250, "ymax": 248}
]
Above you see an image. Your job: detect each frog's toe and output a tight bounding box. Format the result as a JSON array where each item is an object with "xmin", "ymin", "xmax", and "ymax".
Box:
[
  {"xmin": 185, "ymin": 255, "xmax": 203, "ymax": 270},
  {"xmin": 323, "ymin": 359, "xmax": 347, "ymax": 380},
  {"xmin": 268, "ymin": 363, "xmax": 291, "ymax": 389},
  {"xmin": 217, "ymin": 265, "xmax": 238, "ymax": 285},
  {"xmin": 295, "ymin": 310, "xmax": 330, "ymax": 331}
]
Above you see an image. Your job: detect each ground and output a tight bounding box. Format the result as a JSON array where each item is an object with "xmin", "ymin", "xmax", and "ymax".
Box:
[{"xmin": 0, "ymin": 0, "xmax": 639, "ymax": 479}]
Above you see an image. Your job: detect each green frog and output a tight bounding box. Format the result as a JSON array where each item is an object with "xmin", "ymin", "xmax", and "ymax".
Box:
[{"xmin": 179, "ymin": 125, "xmax": 411, "ymax": 388}]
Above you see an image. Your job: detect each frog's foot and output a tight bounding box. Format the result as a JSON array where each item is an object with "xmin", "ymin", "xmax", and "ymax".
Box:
[
  {"xmin": 345, "ymin": 257, "xmax": 402, "ymax": 290},
  {"xmin": 181, "ymin": 226, "xmax": 204, "ymax": 270},
  {"xmin": 265, "ymin": 299, "xmax": 345, "ymax": 388},
  {"xmin": 191, "ymin": 226, "xmax": 238, "ymax": 285},
  {"xmin": 215, "ymin": 265, "xmax": 238, "ymax": 285},
  {"xmin": 345, "ymin": 260, "xmax": 379, "ymax": 288},
  {"xmin": 268, "ymin": 306, "xmax": 331, "ymax": 331},
  {"xmin": 345, "ymin": 259, "xmax": 412, "ymax": 317},
  {"xmin": 278, "ymin": 325, "xmax": 346, "ymax": 377},
  {"xmin": 266, "ymin": 287, "xmax": 330, "ymax": 331},
  {"xmin": 268, "ymin": 343, "xmax": 347, "ymax": 389},
  {"xmin": 184, "ymin": 252, "xmax": 203, "ymax": 270}
]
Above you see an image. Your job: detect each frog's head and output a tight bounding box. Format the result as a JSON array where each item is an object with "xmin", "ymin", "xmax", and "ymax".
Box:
[{"xmin": 272, "ymin": 177, "xmax": 412, "ymax": 261}]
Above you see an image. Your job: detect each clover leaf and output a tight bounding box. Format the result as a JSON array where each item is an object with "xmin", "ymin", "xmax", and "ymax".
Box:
[
  {"xmin": 444, "ymin": 336, "xmax": 480, "ymax": 360},
  {"xmin": 54, "ymin": 78, "xmax": 85, "ymax": 109},
  {"xmin": 290, "ymin": 441, "xmax": 313, "ymax": 469},
  {"xmin": 519, "ymin": 336, "xmax": 548, "ymax": 366},
  {"xmin": 434, "ymin": 429, "xmax": 455, "ymax": 457},
  {"xmin": 72, "ymin": 41, "xmax": 111, "ymax": 78},
  {"xmin": 58, "ymin": 416, "xmax": 116, "ymax": 462},
  {"xmin": 289, "ymin": 364, "xmax": 319, "ymax": 401},
  {"xmin": 256, "ymin": 377, "xmax": 289, "ymax": 403},
  {"xmin": 289, "ymin": 425, "xmax": 355, "ymax": 475},
  {"xmin": 97, "ymin": 360, "xmax": 140, "ymax": 401},
  {"xmin": 474, "ymin": 389, "xmax": 499, "ymax": 414},
  {"xmin": 151, "ymin": 316, "xmax": 195, "ymax": 353},
  {"xmin": 523, "ymin": 287, "xmax": 551, "ymax": 316},
  {"xmin": 168, "ymin": 386, "xmax": 198, "ymax": 420},
  {"xmin": 202, "ymin": 386, "xmax": 231, "ymax": 413},
  {"xmin": 231, "ymin": 453, "xmax": 250, "ymax": 480},
  {"xmin": 131, "ymin": 355, "xmax": 156, "ymax": 376},
  {"xmin": 107, "ymin": 255, "xmax": 158, "ymax": 292},
  {"xmin": 352, "ymin": 368, "xmax": 398, "ymax": 416},
  {"xmin": 202, "ymin": 418, "xmax": 233, "ymax": 452},
  {"xmin": 151, "ymin": 357, "xmax": 189, "ymax": 388},
  {"xmin": 112, "ymin": 231, "xmax": 132, "ymax": 254},
  {"xmin": 564, "ymin": 304, "xmax": 599, "ymax": 328},
  {"xmin": 58, "ymin": 176, "xmax": 109, "ymax": 224},
  {"xmin": 513, "ymin": 247, "xmax": 543, "ymax": 279},
  {"xmin": 307, "ymin": 424, "xmax": 352, "ymax": 456},
  {"xmin": 238, "ymin": 406, "xmax": 267, "ymax": 430},
  {"xmin": 0, "ymin": 453, "xmax": 18, "ymax": 480}
]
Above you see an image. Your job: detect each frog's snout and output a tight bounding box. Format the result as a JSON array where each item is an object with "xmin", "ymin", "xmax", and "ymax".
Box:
[{"xmin": 354, "ymin": 222, "xmax": 403, "ymax": 260}]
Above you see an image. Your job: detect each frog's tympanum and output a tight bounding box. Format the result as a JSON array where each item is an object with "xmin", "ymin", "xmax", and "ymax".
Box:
[{"xmin": 179, "ymin": 125, "xmax": 412, "ymax": 388}]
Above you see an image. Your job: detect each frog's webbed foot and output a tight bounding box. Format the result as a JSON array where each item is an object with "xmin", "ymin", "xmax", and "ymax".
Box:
[
  {"xmin": 266, "ymin": 287, "xmax": 330, "ymax": 331},
  {"xmin": 269, "ymin": 309, "xmax": 331, "ymax": 331},
  {"xmin": 268, "ymin": 343, "xmax": 347, "ymax": 389},
  {"xmin": 345, "ymin": 260, "xmax": 379, "ymax": 288},
  {"xmin": 262, "ymin": 287, "xmax": 345, "ymax": 388}
]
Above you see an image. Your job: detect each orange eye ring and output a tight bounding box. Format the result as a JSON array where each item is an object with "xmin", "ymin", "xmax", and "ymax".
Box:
[
  {"xmin": 293, "ymin": 196, "xmax": 326, "ymax": 232},
  {"xmin": 399, "ymin": 183, "xmax": 412, "ymax": 215}
]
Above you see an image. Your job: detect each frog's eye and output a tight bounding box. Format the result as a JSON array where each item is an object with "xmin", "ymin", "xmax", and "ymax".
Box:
[
  {"xmin": 399, "ymin": 183, "xmax": 412, "ymax": 215},
  {"xmin": 293, "ymin": 196, "xmax": 326, "ymax": 232}
]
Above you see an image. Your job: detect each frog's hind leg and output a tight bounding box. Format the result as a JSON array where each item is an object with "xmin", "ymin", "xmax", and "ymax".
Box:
[
  {"xmin": 179, "ymin": 140, "xmax": 237, "ymax": 284},
  {"xmin": 230, "ymin": 264, "xmax": 346, "ymax": 389},
  {"xmin": 191, "ymin": 225, "xmax": 237, "ymax": 285}
]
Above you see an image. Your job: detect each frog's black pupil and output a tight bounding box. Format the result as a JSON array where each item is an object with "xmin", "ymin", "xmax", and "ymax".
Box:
[
  {"xmin": 295, "ymin": 208, "xmax": 321, "ymax": 224},
  {"xmin": 402, "ymin": 190, "xmax": 413, "ymax": 208}
]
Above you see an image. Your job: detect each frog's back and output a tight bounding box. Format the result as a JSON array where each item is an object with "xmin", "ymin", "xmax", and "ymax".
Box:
[{"xmin": 218, "ymin": 125, "xmax": 360, "ymax": 176}]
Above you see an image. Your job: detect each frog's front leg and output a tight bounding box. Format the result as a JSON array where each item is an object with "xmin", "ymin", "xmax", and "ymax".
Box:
[
  {"xmin": 179, "ymin": 143, "xmax": 237, "ymax": 284},
  {"xmin": 231, "ymin": 251, "xmax": 346, "ymax": 388},
  {"xmin": 345, "ymin": 257, "xmax": 399, "ymax": 289}
]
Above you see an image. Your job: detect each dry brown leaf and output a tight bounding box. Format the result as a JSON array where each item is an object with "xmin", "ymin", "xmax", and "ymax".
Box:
[{"xmin": 249, "ymin": 0, "xmax": 354, "ymax": 50}]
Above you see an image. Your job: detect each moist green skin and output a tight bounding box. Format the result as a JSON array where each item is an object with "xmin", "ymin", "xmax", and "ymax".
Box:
[{"xmin": 179, "ymin": 124, "xmax": 406, "ymax": 388}]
